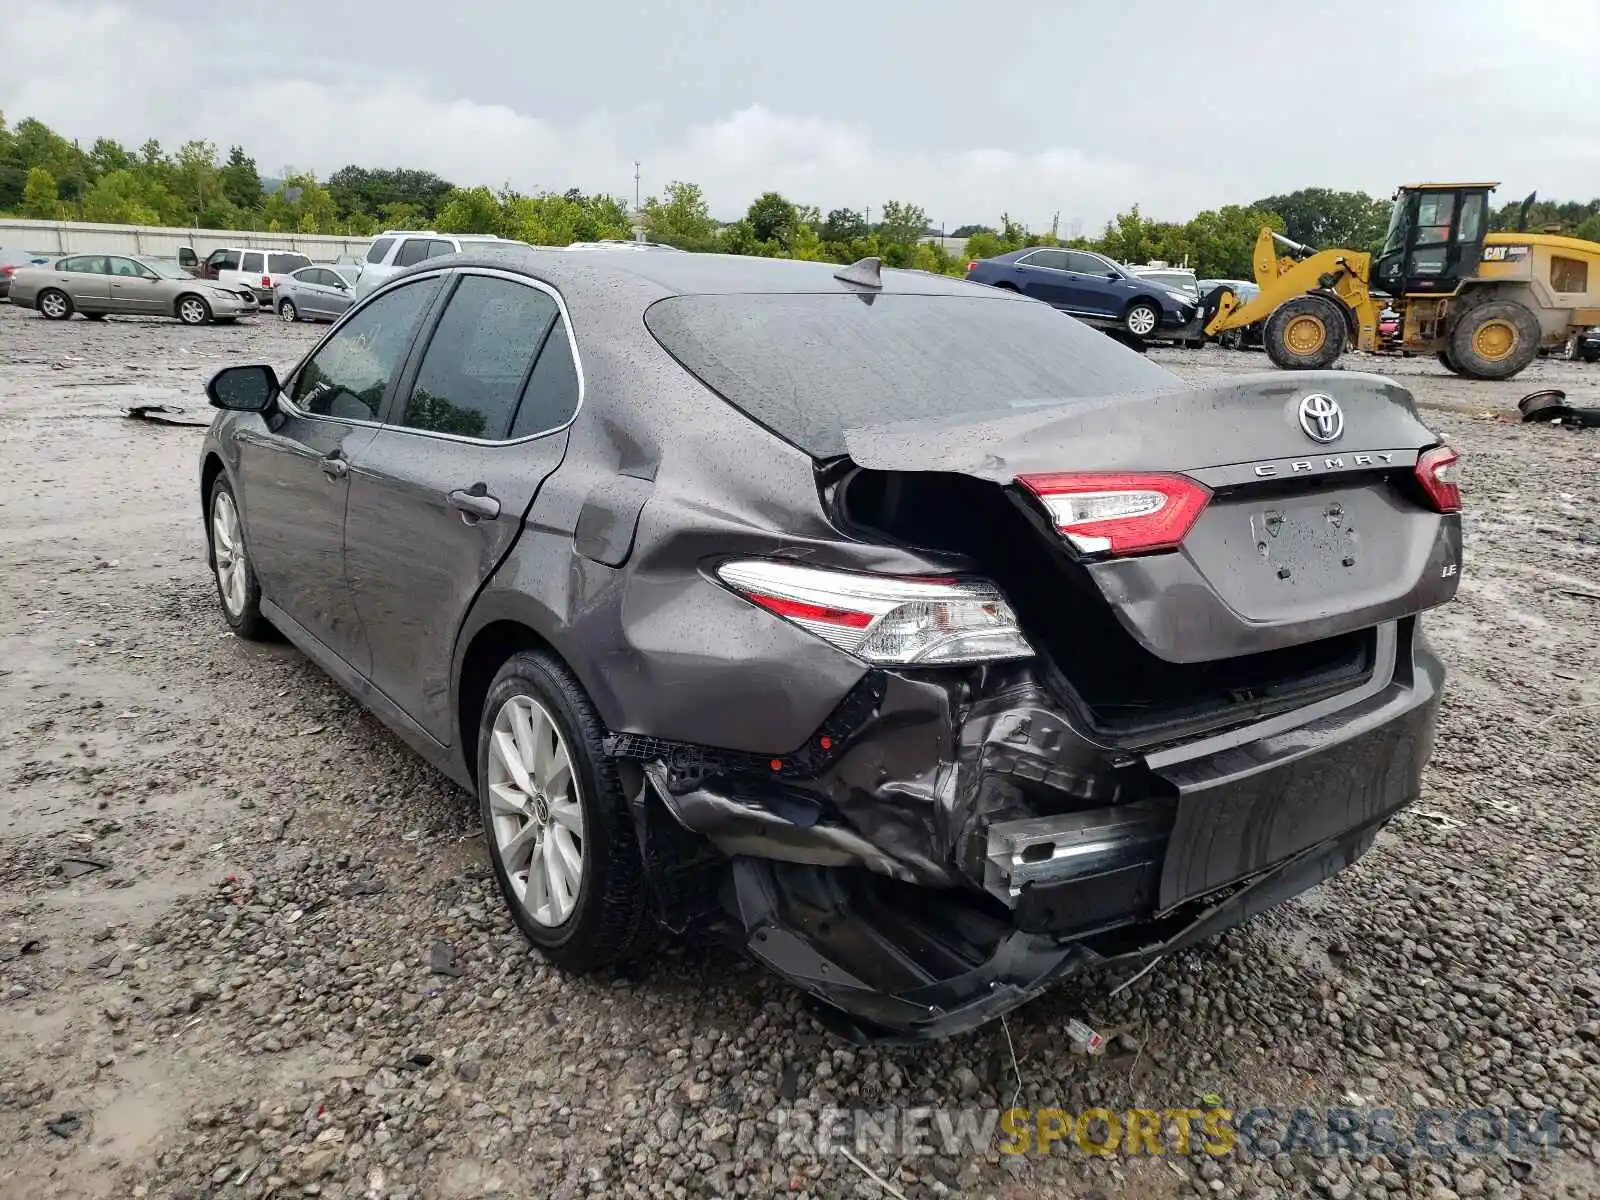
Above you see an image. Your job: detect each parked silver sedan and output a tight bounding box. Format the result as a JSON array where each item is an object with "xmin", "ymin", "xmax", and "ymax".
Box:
[
  {"xmin": 273, "ymin": 264, "xmax": 359, "ymax": 323},
  {"xmin": 8, "ymin": 254, "xmax": 255, "ymax": 324}
]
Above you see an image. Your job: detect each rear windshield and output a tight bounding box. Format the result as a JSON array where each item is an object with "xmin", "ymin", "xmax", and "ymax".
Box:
[
  {"xmin": 268, "ymin": 253, "xmax": 312, "ymax": 274},
  {"xmin": 644, "ymin": 292, "xmax": 1178, "ymax": 458}
]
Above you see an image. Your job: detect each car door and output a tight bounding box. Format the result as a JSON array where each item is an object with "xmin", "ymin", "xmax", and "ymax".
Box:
[
  {"xmin": 325, "ymin": 270, "xmax": 357, "ymax": 317},
  {"xmin": 230, "ymin": 275, "xmax": 445, "ymax": 675},
  {"xmin": 1063, "ymin": 252, "xmax": 1122, "ymax": 316},
  {"xmin": 1011, "ymin": 249, "xmax": 1073, "ymax": 308},
  {"xmin": 106, "ymin": 256, "xmax": 163, "ymax": 314},
  {"xmin": 204, "ymin": 248, "xmax": 239, "ymax": 284},
  {"xmin": 342, "ymin": 270, "xmax": 581, "ymax": 744},
  {"xmin": 238, "ymin": 251, "xmax": 265, "ymax": 299},
  {"xmin": 56, "ymin": 255, "xmax": 112, "ymax": 311},
  {"xmin": 291, "ymin": 268, "xmax": 329, "ymax": 318}
]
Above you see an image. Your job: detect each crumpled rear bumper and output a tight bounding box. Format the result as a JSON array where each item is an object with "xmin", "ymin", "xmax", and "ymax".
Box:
[{"xmin": 621, "ymin": 622, "xmax": 1444, "ymax": 1041}]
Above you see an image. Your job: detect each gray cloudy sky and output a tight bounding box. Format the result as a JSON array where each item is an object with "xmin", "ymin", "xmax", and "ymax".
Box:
[{"xmin": 6, "ymin": 0, "xmax": 1598, "ymax": 229}]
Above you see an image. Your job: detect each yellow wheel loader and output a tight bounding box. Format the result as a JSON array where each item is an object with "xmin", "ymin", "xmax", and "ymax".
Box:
[{"xmin": 1203, "ymin": 183, "xmax": 1600, "ymax": 380}]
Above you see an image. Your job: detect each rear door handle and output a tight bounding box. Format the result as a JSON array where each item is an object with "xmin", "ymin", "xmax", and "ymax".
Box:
[
  {"xmin": 448, "ymin": 488, "xmax": 501, "ymax": 521},
  {"xmin": 320, "ymin": 454, "xmax": 349, "ymax": 480}
]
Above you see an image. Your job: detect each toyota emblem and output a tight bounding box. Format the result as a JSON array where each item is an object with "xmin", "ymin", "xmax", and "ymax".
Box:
[{"xmin": 1298, "ymin": 393, "xmax": 1344, "ymax": 443}]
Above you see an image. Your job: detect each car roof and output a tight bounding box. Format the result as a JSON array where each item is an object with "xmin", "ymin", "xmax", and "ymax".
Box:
[{"xmin": 400, "ymin": 244, "xmax": 1012, "ymax": 306}]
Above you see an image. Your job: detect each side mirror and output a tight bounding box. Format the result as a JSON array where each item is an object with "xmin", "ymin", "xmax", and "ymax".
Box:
[
  {"xmin": 1106, "ymin": 271, "xmax": 1119, "ymax": 279},
  {"xmin": 207, "ymin": 364, "xmax": 280, "ymax": 413}
]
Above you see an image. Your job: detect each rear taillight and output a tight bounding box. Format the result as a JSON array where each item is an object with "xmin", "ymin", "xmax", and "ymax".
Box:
[
  {"xmin": 1414, "ymin": 445, "xmax": 1461, "ymax": 513},
  {"xmin": 965, "ymin": 260, "xmax": 978, "ymax": 273},
  {"xmin": 1, "ymin": 265, "xmax": 14, "ymax": 276},
  {"xmin": 261, "ymin": 275, "xmax": 272, "ymax": 287},
  {"xmin": 716, "ymin": 560, "xmax": 1032, "ymax": 665},
  {"xmin": 1017, "ymin": 472, "xmax": 1211, "ymax": 556}
]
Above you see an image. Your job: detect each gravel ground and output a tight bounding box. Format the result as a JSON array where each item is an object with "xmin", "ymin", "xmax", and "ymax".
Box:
[{"xmin": 2, "ymin": 302, "xmax": 1600, "ymax": 1200}]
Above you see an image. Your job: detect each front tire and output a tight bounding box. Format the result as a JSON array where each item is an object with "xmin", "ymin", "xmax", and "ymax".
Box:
[
  {"xmin": 206, "ymin": 476, "xmax": 270, "ymax": 640},
  {"xmin": 1123, "ymin": 300, "xmax": 1160, "ymax": 340},
  {"xmin": 478, "ymin": 651, "xmax": 653, "ymax": 971},
  {"xmin": 1265, "ymin": 295, "xmax": 1346, "ymax": 370},
  {"xmin": 1437, "ymin": 348, "xmax": 1463, "ymax": 374},
  {"xmin": 177, "ymin": 294, "xmax": 212, "ymax": 326},
  {"xmin": 38, "ymin": 289, "xmax": 72, "ymax": 320},
  {"xmin": 1448, "ymin": 298, "xmax": 1541, "ymax": 380},
  {"xmin": 278, "ymin": 300, "xmax": 298, "ymax": 323}
]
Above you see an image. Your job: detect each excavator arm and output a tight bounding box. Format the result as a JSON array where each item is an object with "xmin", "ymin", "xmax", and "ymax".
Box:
[{"xmin": 1204, "ymin": 226, "xmax": 1381, "ymax": 352}]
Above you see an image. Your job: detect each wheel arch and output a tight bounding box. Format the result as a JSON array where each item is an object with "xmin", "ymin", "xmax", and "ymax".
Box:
[
  {"xmin": 200, "ymin": 452, "xmax": 228, "ymax": 565},
  {"xmin": 453, "ymin": 601, "xmax": 604, "ymax": 788},
  {"xmin": 173, "ymin": 290, "xmax": 209, "ymax": 319},
  {"xmin": 1305, "ymin": 288, "xmax": 1358, "ymax": 345}
]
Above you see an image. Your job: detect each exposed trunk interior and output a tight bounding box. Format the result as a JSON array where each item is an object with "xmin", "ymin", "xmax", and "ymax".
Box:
[{"xmin": 831, "ymin": 466, "xmax": 1377, "ymax": 741}]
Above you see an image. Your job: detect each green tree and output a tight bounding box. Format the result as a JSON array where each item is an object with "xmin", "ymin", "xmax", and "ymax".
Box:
[
  {"xmin": 219, "ymin": 146, "xmax": 262, "ymax": 210},
  {"xmin": 82, "ymin": 169, "xmax": 166, "ymax": 225},
  {"xmin": 876, "ymin": 199, "xmax": 928, "ymax": 249},
  {"xmin": 435, "ymin": 185, "xmax": 508, "ymax": 235},
  {"xmin": 746, "ymin": 191, "xmax": 797, "ymax": 244},
  {"xmin": 642, "ymin": 181, "xmax": 717, "ymax": 251},
  {"xmin": 787, "ymin": 222, "xmax": 827, "ymax": 262},
  {"xmin": 1250, "ymin": 188, "xmax": 1389, "ymax": 251},
  {"xmin": 21, "ymin": 166, "xmax": 61, "ymax": 219},
  {"xmin": 821, "ymin": 207, "xmax": 867, "ymax": 244}
]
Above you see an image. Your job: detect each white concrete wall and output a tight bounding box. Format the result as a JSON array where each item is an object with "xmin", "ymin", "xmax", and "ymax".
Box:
[{"xmin": 0, "ymin": 218, "xmax": 371, "ymax": 261}]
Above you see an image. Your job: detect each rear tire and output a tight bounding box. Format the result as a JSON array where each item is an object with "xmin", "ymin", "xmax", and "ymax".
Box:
[
  {"xmin": 1437, "ymin": 348, "xmax": 1463, "ymax": 374},
  {"xmin": 477, "ymin": 650, "xmax": 654, "ymax": 972},
  {"xmin": 1448, "ymin": 298, "xmax": 1541, "ymax": 380},
  {"xmin": 38, "ymin": 289, "xmax": 72, "ymax": 320},
  {"xmin": 278, "ymin": 300, "xmax": 298, "ymax": 322},
  {"xmin": 1265, "ymin": 295, "xmax": 1346, "ymax": 370},
  {"xmin": 177, "ymin": 294, "xmax": 212, "ymax": 326},
  {"xmin": 1123, "ymin": 300, "xmax": 1160, "ymax": 340}
]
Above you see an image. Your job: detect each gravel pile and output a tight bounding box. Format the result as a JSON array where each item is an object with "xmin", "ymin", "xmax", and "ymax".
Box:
[{"xmin": 2, "ymin": 307, "xmax": 1599, "ymax": 1198}]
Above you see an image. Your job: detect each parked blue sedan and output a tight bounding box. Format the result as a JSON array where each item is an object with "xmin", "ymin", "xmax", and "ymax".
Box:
[{"xmin": 965, "ymin": 247, "xmax": 1199, "ymax": 342}]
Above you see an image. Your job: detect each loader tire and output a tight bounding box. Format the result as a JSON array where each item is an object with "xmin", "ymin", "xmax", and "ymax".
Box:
[
  {"xmin": 1437, "ymin": 348, "xmax": 1463, "ymax": 374},
  {"xmin": 1448, "ymin": 299, "xmax": 1541, "ymax": 380},
  {"xmin": 1265, "ymin": 295, "xmax": 1345, "ymax": 370}
]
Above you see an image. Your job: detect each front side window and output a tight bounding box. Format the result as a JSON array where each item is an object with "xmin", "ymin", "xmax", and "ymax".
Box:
[
  {"xmin": 240, "ymin": 251, "xmax": 264, "ymax": 274},
  {"xmin": 61, "ymin": 256, "xmax": 109, "ymax": 274},
  {"xmin": 289, "ymin": 278, "xmax": 441, "ymax": 421},
  {"xmin": 108, "ymin": 257, "xmax": 146, "ymax": 277},
  {"xmin": 397, "ymin": 276, "xmax": 559, "ymax": 440},
  {"xmin": 1068, "ymin": 252, "xmax": 1115, "ymax": 275},
  {"xmin": 366, "ymin": 238, "xmax": 394, "ymax": 264}
]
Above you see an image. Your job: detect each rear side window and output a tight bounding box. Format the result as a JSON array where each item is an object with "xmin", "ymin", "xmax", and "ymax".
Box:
[
  {"xmin": 268, "ymin": 253, "xmax": 311, "ymax": 274},
  {"xmin": 366, "ymin": 238, "xmax": 394, "ymax": 264},
  {"xmin": 397, "ymin": 276, "xmax": 559, "ymax": 440},
  {"xmin": 645, "ymin": 293, "xmax": 1178, "ymax": 459},
  {"xmin": 510, "ymin": 316, "xmax": 581, "ymax": 437},
  {"xmin": 426, "ymin": 240, "xmax": 458, "ymax": 259},
  {"xmin": 240, "ymin": 251, "xmax": 264, "ymax": 273},
  {"xmin": 1022, "ymin": 249, "xmax": 1069, "ymax": 271},
  {"xmin": 60, "ymin": 256, "xmax": 109, "ymax": 274},
  {"xmin": 394, "ymin": 239, "xmax": 432, "ymax": 268}
]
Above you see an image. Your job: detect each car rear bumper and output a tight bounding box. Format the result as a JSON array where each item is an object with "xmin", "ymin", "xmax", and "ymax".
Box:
[{"xmin": 624, "ymin": 620, "xmax": 1443, "ymax": 1040}]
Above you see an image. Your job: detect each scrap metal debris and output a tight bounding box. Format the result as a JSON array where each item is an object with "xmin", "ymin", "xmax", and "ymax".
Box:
[
  {"xmin": 1519, "ymin": 389, "xmax": 1600, "ymax": 428},
  {"xmin": 123, "ymin": 404, "xmax": 211, "ymax": 427}
]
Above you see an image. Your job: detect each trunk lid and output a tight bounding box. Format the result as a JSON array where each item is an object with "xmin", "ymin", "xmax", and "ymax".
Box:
[{"xmin": 841, "ymin": 371, "xmax": 1462, "ymax": 665}]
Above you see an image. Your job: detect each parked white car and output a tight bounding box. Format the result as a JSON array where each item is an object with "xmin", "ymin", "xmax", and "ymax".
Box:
[
  {"xmin": 191, "ymin": 247, "xmax": 315, "ymax": 306},
  {"xmin": 351, "ymin": 231, "xmax": 514, "ymax": 299}
]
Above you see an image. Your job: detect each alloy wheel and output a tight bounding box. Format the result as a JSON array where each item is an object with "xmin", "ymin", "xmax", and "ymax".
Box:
[
  {"xmin": 486, "ymin": 695, "xmax": 586, "ymax": 927},
  {"xmin": 280, "ymin": 302, "xmax": 297, "ymax": 322},
  {"xmin": 180, "ymin": 298, "xmax": 207, "ymax": 325},
  {"xmin": 1127, "ymin": 305, "xmax": 1157, "ymax": 337},
  {"xmin": 211, "ymin": 490, "xmax": 247, "ymax": 617},
  {"xmin": 40, "ymin": 292, "xmax": 68, "ymax": 319}
]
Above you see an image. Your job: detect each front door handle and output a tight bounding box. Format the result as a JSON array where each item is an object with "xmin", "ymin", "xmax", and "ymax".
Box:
[
  {"xmin": 448, "ymin": 487, "xmax": 501, "ymax": 522},
  {"xmin": 320, "ymin": 453, "xmax": 349, "ymax": 481}
]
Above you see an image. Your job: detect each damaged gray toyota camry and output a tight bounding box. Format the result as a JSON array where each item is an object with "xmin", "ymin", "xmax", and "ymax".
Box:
[{"xmin": 198, "ymin": 245, "xmax": 1461, "ymax": 1042}]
